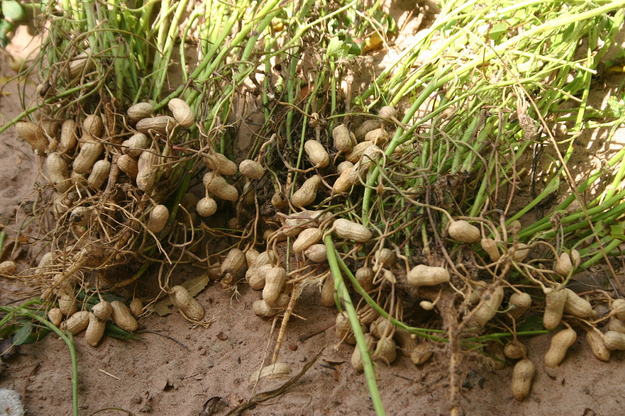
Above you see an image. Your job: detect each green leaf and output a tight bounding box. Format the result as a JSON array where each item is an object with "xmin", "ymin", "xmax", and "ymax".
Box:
[
  {"xmin": 12, "ymin": 322, "xmax": 32, "ymax": 345},
  {"xmin": 1, "ymin": 1, "xmax": 25, "ymax": 21},
  {"xmin": 488, "ymin": 22, "xmax": 509, "ymax": 42},
  {"xmin": 326, "ymin": 36, "xmax": 350, "ymax": 60},
  {"xmin": 515, "ymin": 314, "xmax": 545, "ymax": 332},
  {"xmin": 19, "ymin": 328, "xmax": 51, "ymax": 344},
  {"xmin": 0, "ymin": 324, "xmax": 16, "ymax": 338},
  {"xmin": 605, "ymin": 96, "xmax": 625, "ymax": 118},
  {"xmin": 0, "ymin": 19, "xmax": 13, "ymax": 48},
  {"xmin": 105, "ymin": 322, "xmax": 141, "ymax": 340},
  {"xmin": 610, "ymin": 224, "xmax": 625, "ymax": 241}
]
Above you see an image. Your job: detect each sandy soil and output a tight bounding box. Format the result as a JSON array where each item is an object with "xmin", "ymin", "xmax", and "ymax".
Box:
[{"xmin": 2, "ymin": 3, "xmax": 625, "ymax": 416}]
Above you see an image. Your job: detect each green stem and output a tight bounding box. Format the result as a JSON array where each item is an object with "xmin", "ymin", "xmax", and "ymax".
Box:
[{"xmin": 325, "ymin": 235, "xmax": 386, "ymax": 416}]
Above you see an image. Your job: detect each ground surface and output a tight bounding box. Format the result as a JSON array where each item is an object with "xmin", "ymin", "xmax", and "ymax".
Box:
[{"xmin": 2, "ymin": 3, "xmax": 625, "ymax": 416}]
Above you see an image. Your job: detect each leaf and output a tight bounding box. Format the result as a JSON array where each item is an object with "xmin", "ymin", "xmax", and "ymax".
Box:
[
  {"xmin": 515, "ymin": 315, "xmax": 545, "ymax": 332},
  {"xmin": 0, "ymin": 19, "xmax": 13, "ymax": 48},
  {"xmin": 610, "ymin": 224, "xmax": 625, "ymax": 241},
  {"xmin": 20, "ymin": 327, "xmax": 51, "ymax": 344},
  {"xmin": 1, "ymin": 1, "xmax": 25, "ymax": 21},
  {"xmin": 12, "ymin": 322, "xmax": 32, "ymax": 345},
  {"xmin": 0, "ymin": 324, "xmax": 16, "ymax": 338},
  {"xmin": 152, "ymin": 273, "xmax": 209, "ymax": 316},
  {"xmin": 105, "ymin": 322, "xmax": 141, "ymax": 340},
  {"xmin": 488, "ymin": 22, "xmax": 509, "ymax": 42},
  {"xmin": 326, "ymin": 36, "xmax": 350, "ymax": 60}
]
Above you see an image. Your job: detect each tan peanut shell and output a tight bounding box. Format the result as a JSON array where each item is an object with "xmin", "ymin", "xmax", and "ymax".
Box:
[
  {"xmin": 253, "ymin": 299, "xmax": 279, "ymax": 318},
  {"xmin": 304, "ymin": 140, "xmax": 329, "ymax": 168},
  {"xmin": 333, "ymin": 218, "xmax": 372, "ymax": 242},
  {"xmin": 336, "ymin": 311, "xmax": 356, "ymax": 344},
  {"xmin": 544, "ymin": 328, "xmax": 577, "ymax": 368},
  {"xmin": 293, "ymin": 228, "xmax": 322, "ymax": 253},
  {"xmin": 203, "ymin": 171, "xmax": 238, "ymax": 201},
  {"xmin": 48, "ymin": 308, "xmax": 63, "ymax": 327},
  {"xmin": 58, "ymin": 293, "xmax": 77, "ymax": 316},
  {"xmin": 16, "ymin": 121, "xmax": 46, "ymax": 153},
  {"xmin": 136, "ymin": 115, "xmax": 177, "ymax": 135},
  {"xmin": 249, "ymin": 363, "xmax": 291, "ymax": 382},
  {"xmin": 410, "ymin": 342, "xmax": 434, "ymax": 365},
  {"xmin": 168, "ymin": 98, "xmax": 195, "ymax": 127},
  {"xmin": 364, "ymin": 128, "xmax": 388, "ymax": 146},
  {"xmin": 147, "ymin": 204, "xmax": 169, "ymax": 233},
  {"xmin": 354, "ymin": 119, "xmax": 380, "ymax": 141},
  {"xmin": 73, "ymin": 138, "xmax": 103, "ymax": 174},
  {"xmin": 584, "ymin": 327, "xmax": 610, "ymax": 361},
  {"xmin": 248, "ymin": 263, "xmax": 272, "ymax": 290},
  {"xmin": 196, "ymin": 197, "xmax": 217, "ymax": 217},
  {"xmin": 508, "ymin": 292, "xmax": 532, "ymax": 320},
  {"xmin": 370, "ymin": 316, "xmax": 392, "ymax": 339},
  {"xmin": 373, "ymin": 337, "xmax": 397, "ymax": 365},
  {"xmin": 136, "ymin": 151, "xmax": 160, "ymax": 192},
  {"xmin": 283, "ymin": 210, "xmax": 331, "ymax": 234},
  {"xmin": 117, "ymin": 154, "xmax": 139, "ymax": 179},
  {"xmin": 304, "ymin": 244, "xmax": 327, "ymax": 263},
  {"xmin": 245, "ymin": 249, "xmax": 260, "ymax": 269},
  {"xmin": 603, "ymin": 331, "xmax": 625, "ymax": 350},
  {"xmin": 83, "ymin": 114, "xmax": 103, "ymax": 137},
  {"xmin": 510, "ymin": 243, "xmax": 530, "ymax": 261},
  {"xmin": 485, "ymin": 341, "xmax": 506, "ymax": 370},
  {"xmin": 358, "ymin": 305, "xmax": 380, "ymax": 326},
  {"xmin": 420, "ymin": 301, "xmax": 434, "ymax": 310},
  {"xmin": 351, "ymin": 333, "xmax": 376, "ymax": 372},
  {"xmin": 407, "ymin": 265, "xmax": 450, "ymax": 287},
  {"xmin": 68, "ymin": 49, "xmax": 93, "ymax": 77},
  {"xmin": 320, "ymin": 275, "xmax": 335, "ymax": 307},
  {"xmin": 291, "ymin": 176, "xmax": 321, "ymax": 208},
  {"xmin": 511, "ymin": 359, "xmax": 535, "ymax": 401},
  {"xmin": 504, "ymin": 342, "xmax": 527, "ymax": 360},
  {"xmin": 393, "ymin": 327, "xmax": 417, "ymax": 356},
  {"xmin": 129, "ymin": 298, "xmax": 143, "ymax": 318},
  {"xmin": 111, "ymin": 301, "xmax": 139, "ymax": 332},
  {"xmin": 61, "ymin": 311, "xmax": 90, "ymax": 334},
  {"xmin": 87, "ymin": 159, "xmax": 110, "ymax": 189},
  {"xmin": 563, "ymin": 289, "xmax": 595, "ymax": 319},
  {"xmin": 221, "ymin": 248, "xmax": 247, "ymax": 283},
  {"xmin": 59, "ymin": 120, "xmax": 78, "ymax": 153},
  {"xmin": 332, "ymin": 124, "xmax": 353, "ymax": 152},
  {"xmin": 124, "ymin": 133, "xmax": 150, "ymax": 158},
  {"xmin": 355, "ymin": 266, "xmax": 374, "ymax": 292},
  {"xmin": 262, "ymin": 266, "xmax": 287, "ymax": 306},
  {"xmin": 333, "ymin": 166, "xmax": 360, "ymax": 193},
  {"xmin": 238, "ymin": 159, "xmax": 264, "ymax": 179},
  {"xmin": 86, "ymin": 313, "xmax": 107, "ymax": 346},
  {"xmin": 448, "ymin": 220, "xmax": 480, "ymax": 243},
  {"xmin": 481, "ymin": 237, "xmax": 500, "ymax": 262},
  {"xmin": 45, "ymin": 153, "xmax": 71, "ymax": 192},
  {"xmin": 127, "ymin": 102, "xmax": 154, "ymax": 123},
  {"xmin": 375, "ymin": 248, "xmax": 395, "ymax": 268},
  {"xmin": 337, "ymin": 160, "xmax": 353, "ymax": 173},
  {"xmin": 570, "ymin": 249, "xmax": 581, "ymax": 268},
  {"xmin": 555, "ymin": 252, "xmax": 573, "ymax": 276},
  {"xmin": 471, "ymin": 286, "xmax": 504, "ymax": 327},
  {"xmin": 611, "ymin": 299, "xmax": 625, "ymax": 320},
  {"xmin": 379, "ymin": 106, "xmax": 397, "ymax": 120},
  {"xmin": 170, "ymin": 285, "xmax": 205, "ymax": 321},
  {"xmin": 608, "ymin": 317, "xmax": 625, "ymax": 333},
  {"xmin": 204, "ymin": 152, "xmax": 238, "ymax": 176},
  {"xmin": 91, "ymin": 301, "xmax": 113, "ymax": 321},
  {"xmin": 543, "ymin": 285, "xmax": 567, "ymax": 330}
]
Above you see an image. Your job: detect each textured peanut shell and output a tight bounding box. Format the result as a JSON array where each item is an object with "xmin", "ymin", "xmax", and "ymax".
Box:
[
  {"xmin": 511, "ymin": 359, "xmax": 535, "ymax": 401},
  {"xmin": 544, "ymin": 328, "xmax": 577, "ymax": 368}
]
